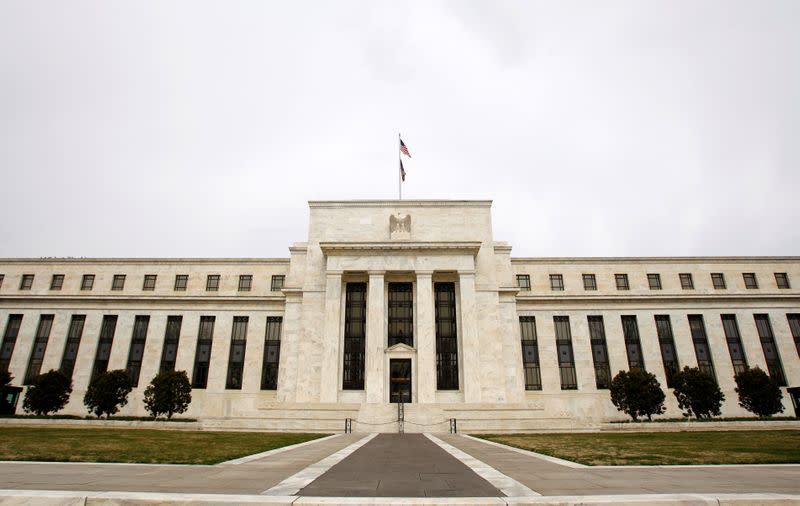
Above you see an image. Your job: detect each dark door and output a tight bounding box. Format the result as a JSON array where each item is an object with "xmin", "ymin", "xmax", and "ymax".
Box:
[
  {"xmin": 788, "ymin": 387, "xmax": 800, "ymax": 417},
  {"xmin": 390, "ymin": 359, "xmax": 411, "ymax": 403}
]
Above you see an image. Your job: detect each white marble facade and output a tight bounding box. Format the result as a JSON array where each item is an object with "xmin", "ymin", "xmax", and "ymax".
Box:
[{"xmin": 0, "ymin": 200, "xmax": 799, "ymax": 432}]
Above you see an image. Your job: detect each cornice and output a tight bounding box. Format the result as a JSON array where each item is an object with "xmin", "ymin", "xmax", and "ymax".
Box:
[
  {"xmin": 0, "ymin": 258, "xmax": 290, "ymax": 265},
  {"xmin": 319, "ymin": 241, "xmax": 482, "ymax": 256},
  {"xmin": 511, "ymin": 256, "xmax": 800, "ymax": 265},
  {"xmin": 0, "ymin": 294, "xmax": 286, "ymax": 303},
  {"xmin": 515, "ymin": 293, "xmax": 800, "ymax": 304},
  {"xmin": 308, "ymin": 200, "xmax": 492, "ymax": 209}
]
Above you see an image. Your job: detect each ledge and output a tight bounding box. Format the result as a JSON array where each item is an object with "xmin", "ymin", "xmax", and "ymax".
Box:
[
  {"xmin": 309, "ymin": 199, "xmax": 492, "ymax": 208},
  {"xmin": 0, "ymin": 257, "xmax": 290, "ymax": 265},
  {"xmin": 319, "ymin": 241, "xmax": 482, "ymax": 256},
  {"xmin": 512, "ymin": 256, "xmax": 800, "ymax": 264}
]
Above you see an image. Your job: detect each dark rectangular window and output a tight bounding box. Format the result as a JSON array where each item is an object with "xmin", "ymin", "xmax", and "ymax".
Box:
[
  {"xmin": 0, "ymin": 315, "xmax": 23, "ymax": 373},
  {"xmin": 688, "ymin": 315, "xmax": 716, "ymax": 381},
  {"xmin": 206, "ymin": 275, "xmax": 220, "ymax": 291},
  {"xmin": 679, "ymin": 273, "xmax": 694, "ymax": 289},
  {"xmin": 91, "ymin": 315, "xmax": 118, "ymax": 381},
  {"xmin": 59, "ymin": 315, "xmax": 85, "ymax": 379},
  {"xmin": 588, "ymin": 316, "xmax": 611, "ymax": 389},
  {"xmin": 654, "ymin": 315, "xmax": 679, "ymax": 387},
  {"xmin": 159, "ymin": 316, "xmax": 182, "ymax": 374},
  {"xmin": 754, "ymin": 314, "xmax": 786, "ymax": 386},
  {"xmin": 81, "ymin": 274, "xmax": 94, "ymax": 290},
  {"xmin": 550, "ymin": 274, "xmax": 564, "ymax": 291},
  {"xmin": 271, "ymin": 275, "xmax": 285, "ymax": 291},
  {"xmin": 711, "ymin": 272, "xmax": 726, "ymax": 289},
  {"xmin": 388, "ymin": 283, "xmax": 413, "ymax": 346},
  {"xmin": 516, "ymin": 274, "xmax": 530, "ymax": 291},
  {"xmin": 50, "ymin": 274, "xmax": 64, "ymax": 290},
  {"xmin": 721, "ymin": 315, "xmax": 748, "ymax": 375},
  {"xmin": 621, "ymin": 315, "xmax": 645, "ymax": 371},
  {"xmin": 24, "ymin": 315, "xmax": 54, "ymax": 384},
  {"xmin": 0, "ymin": 274, "xmax": 4, "ymax": 289},
  {"xmin": 615, "ymin": 274, "xmax": 629, "ymax": 290},
  {"xmin": 343, "ymin": 283, "xmax": 366, "ymax": 390},
  {"xmin": 174, "ymin": 275, "xmax": 188, "ymax": 291},
  {"xmin": 142, "ymin": 274, "xmax": 156, "ymax": 291},
  {"xmin": 519, "ymin": 316, "xmax": 541, "ymax": 390},
  {"xmin": 20, "ymin": 274, "xmax": 34, "ymax": 290},
  {"xmin": 775, "ymin": 273, "xmax": 790, "ymax": 289},
  {"xmin": 554, "ymin": 316, "xmax": 577, "ymax": 389},
  {"xmin": 126, "ymin": 315, "xmax": 150, "ymax": 387},
  {"xmin": 583, "ymin": 274, "xmax": 596, "ymax": 291},
  {"xmin": 238, "ymin": 275, "xmax": 252, "ymax": 292},
  {"xmin": 743, "ymin": 273, "xmax": 758, "ymax": 289},
  {"xmin": 788, "ymin": 314, "xmax": 800, "ymax": 358},
  {"xmin": 647, "ymin": 273, "xmax": 661, "ymax": 290},
  {"xmin": 261, "ymin": 316, "xmax": 282, "ymax": 390},
  {"xmin": 191, "ymin": 316, "xmax": 215, "ymax": 388},
  {"xmin": 226, "ymin": 316, "xmax": 248, "ymax": 389},
  {"xmin": 111, "ymin": 275, "xmax": 125, "ymax": 291},
  {"xmin": 435, "ymin": 282, "xmax": 459, "ymax": 390}
]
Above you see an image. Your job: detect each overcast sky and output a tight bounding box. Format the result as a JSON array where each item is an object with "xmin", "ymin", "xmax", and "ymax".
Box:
[{"xmin": 1, "ymin": 1, "xmax": 798, "ymax": 258}]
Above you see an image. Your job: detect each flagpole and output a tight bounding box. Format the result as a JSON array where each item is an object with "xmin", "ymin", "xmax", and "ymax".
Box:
[{"xmin": 398, "ymin": 133, "xmax": 402, "ymax": 200}]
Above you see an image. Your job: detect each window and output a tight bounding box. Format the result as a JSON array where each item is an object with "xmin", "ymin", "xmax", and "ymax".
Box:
[
  {"xmin": 174, "ymin": 275, "xmax": 188, "ymax": 291},
  {"xmin": 24, "ymin": 315, "xmax": 54, "ymax": 384},
  {"xmin": 91, "ymin": 315, "xmax": 118, "ymax": 381},
  {"xmin": 582, "ymin": 274, "xmax": 596, "ymax": 291},
  {"xmin": 59, "ymin": 315, "xmax": 85, "ymax": 379},
  {"xmin": 519, "ymin": 316, "xmax": 541, "ymax": 390},
  {"xmin": 550, "ymin": 274, "xmax": 564, "ymax": 291},
  {"xmin": 516, "ymin": 274, "xmax": 530, "ymax": 291},
  {"xmin": 615, "ymin": 274, "xmax": 629, "ymax": 290},
  {"xmin": 343, "ymin": 283, "xmax": 366, "ymax": 390},
  {"xmin": 142, "ymin": 274, "xmax": 157, "ymax": 291},
  {"xmin": 621, "ymin": 315, "xmax": 645, "ymax": 371},
  {"xmin": 111, "ymin": 275, "xmax": 126, "ymax": 291},
  {"xmin": 647, "ymin": 273, "xmax": 661, "ymax": 290},
  {"xmin": 0, "ymin": 274, "xmax": 4, "ymax": 289},
  {"xmin": 588, "ymin": 316, "xmax": 611, "ymax": 389},
  {"xmin": 20, "ymin": 274, "xmax": 34, "ymax": 290},
  {"xmin": 226, "ymin": 316, "xmax": 249, "ymax": 389},
  {"xmin": 743, "ymin": 273, "xmax": 758, "ymax": 289},
  {"xmin": 81, "ymin": 274, "xmax": 94, "ymax": 291},
  {"xmin": 238, "ymin": 275, "xmax": 252, "ymax": 292},
  {"xmin": 679, "ymin": 273, "xmax": 694, "ymax": 290},
  {"xmin": 554, "ymin": 316, "xmax": 577, "ymax": 390},
  {"xmin": 754, "ymin": 314, "xmax": 786, "ymax": 386},
  {"xmin": 50, "ymin": 274, "xmax": 64, "ymax": 290},
  {"xmin": 126, "ymin": 315, "xmax": 150, "ymax": 387},
  {"xmin": 654, "ymin": 315, "xmax": 679, "ymax": 387},
  {"xmin": 721, "ymin": 315, "xmax": 748, "ymax": 375},
  {"xmin": 711, "ymin": 273, "xmax": 726, "ymax": 289},
  {"xmin": 159, "ymin": 316, "xmax": 182, "ymax": 374},
  {"xmin": 787, "ymin": 314, "xmax": 800, "ymax": 358},
  {"xmin": 388, "ymin": 283, "xmax": 413, "ymax": 346},
  {"xmin": 261, "ymin": 317, "xmax": 283, "ymax": 390},
  {"xmin": 271, "ymin": 275, "xmax": 285, "ymax": 291},
  {"xmin": 0, "ymin": 315, "xmax": 23, "ymax": 373},
  {"xmin": 191, "ymin": 316, "xmax": 216, "ymax": 388},
  {"xmin": 435, "ymin": 282, "xmax": 459, "ymax": 390},
  {"xmin": 206, "ymin": 275, "xmax": 220, "ymax": 291},
  {"xmin": 688, "ymin": 315, "xmax": 716, "ymax": 382},
  {"xmin": 775, "ymin": 273, "xmax": 790, "ymax": 289}
]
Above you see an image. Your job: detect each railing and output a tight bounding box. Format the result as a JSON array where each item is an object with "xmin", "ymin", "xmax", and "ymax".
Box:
[
  {"xmin": 397, "ymin": 401, "xmax": 404, "ymax": 434},
  {"xmin": 449, "ymin": 418, "xmax": 457, "ymax": 434},
  {"xmin": 344, "ymin": 418, "xmax": 352, "ymax": 433}
]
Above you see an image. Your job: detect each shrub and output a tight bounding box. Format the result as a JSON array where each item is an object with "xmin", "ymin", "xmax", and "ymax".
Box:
[
  {"xmin": 735, "ymin": 367, "xmax": 784, "ymax": 418},
  {"xmin": 609, "ymin": 369, "xmax": 666, "ymax": 421},
  {"xmin": 143, "ymin": 370, "xmax": 192, "ymax": 419},
  {"xmin": 83, "ymin": 370, "xmax": 132, "ymax": 418},
  {"xmin": 22, "ymin": 370, "xmax": 73, "ymax": 416},
  {"xmin": 672, "ymin": 366, "xmax": 725, "ymax": 419}
]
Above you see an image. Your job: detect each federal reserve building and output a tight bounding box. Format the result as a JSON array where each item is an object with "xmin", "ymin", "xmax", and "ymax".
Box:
[{"xmin": 1, "ymin": 200, "xmax": 799, "ymax": 432}]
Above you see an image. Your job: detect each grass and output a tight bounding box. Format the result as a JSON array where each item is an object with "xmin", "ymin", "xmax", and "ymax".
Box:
[
  {"xmin": 478, "ymin": 430, "xmax": 800, "ymax": 466},
  {"xmin": 610, "ymin": 416, "xmax": 797, "ymax": 423},
  {"xmin": 0, "ymin": 427, "xmax": 328, "ymax": 464}
]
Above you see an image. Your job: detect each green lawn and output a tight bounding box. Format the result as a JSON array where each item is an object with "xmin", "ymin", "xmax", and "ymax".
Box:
[
  {"xmin": 478, "ymin": 430, "xmax": 800, "ymax": 466},
  {"xmin": 0, "ymin": 427, "xmax": 328, "ymax": 464}
]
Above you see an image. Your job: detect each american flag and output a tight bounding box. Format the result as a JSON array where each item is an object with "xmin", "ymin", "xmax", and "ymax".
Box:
[
  {"xmin": 400, "ymin": 158, "xmax": 406, "ymax": 181},
  {"xmin": 399, "ymin": 138, "xmax": 411, "ymax": 157}
]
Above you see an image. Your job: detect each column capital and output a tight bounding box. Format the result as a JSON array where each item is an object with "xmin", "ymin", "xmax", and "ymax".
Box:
[
  {"xmin": 367, "ymin": 270, "xmax": 385, "ymax": 277},
  {"xmin": 415, "ymin": 270, "xmax": 434, "ymax": 277},
  {"xmin": 325, "ymin": 270, "xmax": 344, "ymax": 277},
  {"xmin": 457, "ymin": 270, "xmax": 477, "ymax": 277}
]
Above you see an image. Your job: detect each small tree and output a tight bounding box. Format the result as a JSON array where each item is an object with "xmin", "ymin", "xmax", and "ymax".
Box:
[
  {"xmin": 610, "ymin": 369, "xmax": 666, "ymax": 421},
  {"xmin": 672, "ymin": 366, "xmax": 725, "ymax": 419},
  {"xmin": 0, "ymin": 371, "xmax": 15, "ymax": 415},
  {"xmin": 143, "ymin": 370, "xmax": 192, "ymax": 419},
  {"xmin": 735, "ymin": 367, "xmax": 784, "ymax": 418},
  {"xmin": 83, "ymin": 370, "xmax": 132, "ymax": 418},
  {"xmin": 22, "ymin": 370, "xmax": 72, "ymax": 416}
]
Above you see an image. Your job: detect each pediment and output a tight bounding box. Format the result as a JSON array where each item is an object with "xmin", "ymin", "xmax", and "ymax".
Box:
[{"xmin": 385, "ymin": 342, "xmax": 416, "ymax": 354}]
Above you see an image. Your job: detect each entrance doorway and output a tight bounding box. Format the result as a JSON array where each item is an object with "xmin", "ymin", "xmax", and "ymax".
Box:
[{"xmin": 390, "ymin": 359, "xmax": 412, "ymax": 403}]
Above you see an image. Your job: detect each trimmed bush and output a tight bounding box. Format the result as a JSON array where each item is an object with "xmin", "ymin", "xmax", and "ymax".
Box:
[
  {"xmin": 84, "ymin": 370, "xmax": 132, "ymax": 418},
  {"xmin": 610, "ymin": 369, "xmax": 666, "ymax": 421},
  {"xmin": 672, "ymin": 366, "xmax": 725, "ymax": 419},
  {"xmin": 22, "ymin": 370, "xmax": 72, "ymax": 416},
  {"xmin": 143, "ymin": 370, "xmax": 192, "ymax": 419},
  {"xmin": 735, "ymin": 367, "xmax": 785, "ymax": 418}
]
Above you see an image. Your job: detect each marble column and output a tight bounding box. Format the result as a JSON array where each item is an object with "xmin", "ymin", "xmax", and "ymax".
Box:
[
  {"xmin": 365, "ymin": 271, "xmax": 385, "ymax": 403},
  {"xmin": 319, "ymin": 271, "xmax": 343, "ymax": 402},
  {"xmin": 416, "ymin": 271, "xmax": 436, "ymax": 403},
  {"xmin": 459, "ymin": 271, "xmax": 481, "ymax": 403}
]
